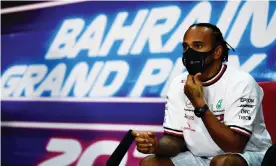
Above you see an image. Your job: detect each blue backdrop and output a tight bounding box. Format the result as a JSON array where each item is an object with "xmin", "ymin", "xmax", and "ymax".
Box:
[{"xmin": 1, "ymin": 1, "xmax": 276, "ymax": 166}]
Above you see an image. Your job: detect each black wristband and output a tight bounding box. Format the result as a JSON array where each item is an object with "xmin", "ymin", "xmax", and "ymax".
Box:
[{"xmin": 194, "ymin": 104, "xmax": 209, "ymax": 118}]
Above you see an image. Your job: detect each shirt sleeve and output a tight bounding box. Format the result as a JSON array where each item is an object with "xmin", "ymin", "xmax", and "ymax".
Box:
[
  {"xmin": 224, "ymin": 76, "xmax": 263, "ymax": 137},
  {"xmin": 163, "ymin": 77, "xmax": 184, "ymax": 137}
]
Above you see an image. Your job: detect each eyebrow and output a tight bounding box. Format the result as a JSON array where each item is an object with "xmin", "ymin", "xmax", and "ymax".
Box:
[
  {"xmin": 182, "ymin": 41, "xmax": 204, "ymax": 47},
  {"xmin": 193, "ymin": 41, "xmax": 204, "ymax": 44}
]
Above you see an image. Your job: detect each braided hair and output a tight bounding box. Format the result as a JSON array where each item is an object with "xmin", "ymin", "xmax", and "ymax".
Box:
[{"xmin": 189, "ymin": 23, "xmax": 234, "ymax": 62}]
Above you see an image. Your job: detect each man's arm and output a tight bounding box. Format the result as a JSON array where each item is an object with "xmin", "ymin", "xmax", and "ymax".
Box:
[
  {"xmin": 201, "ymin": 109, "xmax": 249, "ymax": 153},
  {"xmin": 132, "ymin": 131, "xmax": 186, "ymax": 157},
  {"xmin": 184, "ymin": 74, "xmax": 257, "ymax": 153},
  {"xmin": 155, "ymin": 134, "xmax": 187, "ymax": 157}
]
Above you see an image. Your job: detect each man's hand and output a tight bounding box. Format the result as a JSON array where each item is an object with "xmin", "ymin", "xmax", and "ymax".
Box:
[
  {"xmin": 184, "ymin": 73, "xmax": 206, "ymax": 108},
  {"xmin": 132, "ymin": 131, "xmax": 159, "ymax": 154}
]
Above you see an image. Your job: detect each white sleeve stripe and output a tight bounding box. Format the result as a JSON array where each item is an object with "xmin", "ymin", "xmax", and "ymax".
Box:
[
  {"xmin": 229, "ymin": 126, "xmax": 251, "ymax": 136},
  {"xmin": 163, "ymin": 128, "xmax": 183, "ymax": 135}
]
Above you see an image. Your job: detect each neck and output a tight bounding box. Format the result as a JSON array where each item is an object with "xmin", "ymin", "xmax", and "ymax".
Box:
[{"xmin": 201, "ymin": 60, "xmax": 222, "ymax": 82}]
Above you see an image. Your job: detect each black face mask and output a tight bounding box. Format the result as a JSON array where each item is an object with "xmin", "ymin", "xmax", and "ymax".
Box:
[{"xmin": 182, "ymin": 48, "xmax": 215, "ymax": 75}]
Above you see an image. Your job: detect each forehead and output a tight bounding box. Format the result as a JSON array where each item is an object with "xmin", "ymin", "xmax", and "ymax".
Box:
[{"xmin": 183, "ymin": 26, "xmax": 213, "ymax": 44}]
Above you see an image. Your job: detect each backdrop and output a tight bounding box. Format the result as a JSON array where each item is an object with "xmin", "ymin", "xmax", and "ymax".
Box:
[{"xmin": 1, "ymin": 1, "xmax": 276, "ymax": 166}]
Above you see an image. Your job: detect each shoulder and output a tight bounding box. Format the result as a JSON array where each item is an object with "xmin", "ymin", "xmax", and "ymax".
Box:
[
  {"xmin": 169, "ymin": 72, "xmax": 188, "ymax": 88},
  {"xmin": 166, "ymin": 72, "xmax": 188, "ymax": 95},
  {"xmin": 226, "ymin": 65, "xmax": 258, "ymax": 87},
  {"xmin": 226, "ymin": 65, "xmax": 262, "ymax": 95}
]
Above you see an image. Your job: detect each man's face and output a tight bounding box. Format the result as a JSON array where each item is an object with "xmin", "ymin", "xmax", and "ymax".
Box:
[{"xmin": 182, "ymin": 26, "xmax": 214, "ymax": 53}]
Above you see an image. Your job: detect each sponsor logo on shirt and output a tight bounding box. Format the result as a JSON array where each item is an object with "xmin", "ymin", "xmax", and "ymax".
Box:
[
  {"xmin": 240, "ymin": 109, "xmax": 250, "ymax": 114},
  {"xmin": 240, "ymin": 98, "xmax": 254, "ymax": 103},
  {"xmin": 213, "ymin": 109, "xmax": 225, "ymax": 113},
  {"xmin": 216, "ymin": 99, "xmax": 223, "ymax": 109},
  {"xmin": 184, "ymin": 109, "xmax": 194, "ymax": 112},
  {"xmin": 215, "ymin": 114, "xmax": 224, "ymax": 121},
  {"xmin": 238, "ymin": 104, "xmax": 255, "ymax": 108},
  {"xmin": 184, "ymin": 113, "xmax": 194, "ymax": 120},
  {"xmin": 238, "ymin": 115, "xmax": 251, "ymax": 120},
  {"xmin": 186, "ymin": 100, "xmax": 193, "ymax": 108},
  {"xmin": 183, "ymin": 122, "xmax": 195, "ymax": 132}
]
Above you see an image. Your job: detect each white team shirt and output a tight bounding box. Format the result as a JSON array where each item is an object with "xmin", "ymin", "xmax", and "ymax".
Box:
[{"xmin": 163, "ymin": 64, "xmax": 272, "ymax": 157}]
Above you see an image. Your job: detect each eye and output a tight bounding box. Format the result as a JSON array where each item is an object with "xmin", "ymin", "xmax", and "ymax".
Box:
[
  {"xmin": 183, "ymin": 45, "xmax": 188, "ymax": 51},
  {"xmin": 195, "ymin": 43, "xmax": 203, "ymax": 49}
]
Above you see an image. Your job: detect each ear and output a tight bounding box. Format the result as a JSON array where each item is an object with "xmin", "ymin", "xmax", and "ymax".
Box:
[{"xmin": 213, "ymin": 45, "xmax": 223, "ymax": 60}]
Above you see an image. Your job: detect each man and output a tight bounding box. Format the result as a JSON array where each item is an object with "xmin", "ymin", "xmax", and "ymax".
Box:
[{"xmin": 132, "ymin": 23, "xmax": 272, "ymax": 166}]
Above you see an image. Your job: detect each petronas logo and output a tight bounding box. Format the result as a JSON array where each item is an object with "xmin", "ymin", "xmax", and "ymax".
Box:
[{"xmin": 216, "ymin": 99, "xmax": 223, "ymax": 109}]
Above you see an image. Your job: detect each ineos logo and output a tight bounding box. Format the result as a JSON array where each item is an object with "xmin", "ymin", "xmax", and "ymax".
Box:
[{"xmin": 240, "ymin": 109, "xmax": 250, "ymax": 114}]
